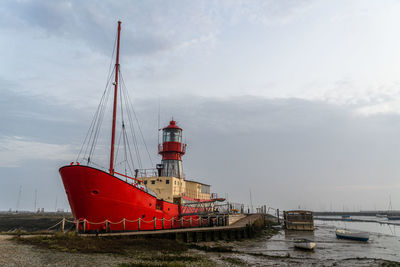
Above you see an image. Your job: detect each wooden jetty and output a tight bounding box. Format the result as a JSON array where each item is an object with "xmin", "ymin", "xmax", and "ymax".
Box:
[
  {"xmin": 79, "ymin": 214, "xmax": 268, "ymax": 243},
  {"xmin": 283, "ymin": 210, "xmax": 314, "ymax": 231}
]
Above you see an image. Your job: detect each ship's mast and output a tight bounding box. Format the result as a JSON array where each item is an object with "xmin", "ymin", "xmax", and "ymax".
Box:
[{"xmin": 109, "ymin": 21, "xmax": 121, "ymax": 174}]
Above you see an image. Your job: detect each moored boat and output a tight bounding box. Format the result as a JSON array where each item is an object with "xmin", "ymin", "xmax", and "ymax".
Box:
[
  {"xmin": 59, "ymin": 21, "xmax": 223, "ymax": 232},
  {"xmin": 341, "ymin": 214, "xmax": 351, "ymax": 221},
  {"xmin": 293, "ymin": 239, "xmax": 316, "ymax": 250},
  {"xmin": 335, "ymin": 229, "xmax": 369, "ymax": 242}
]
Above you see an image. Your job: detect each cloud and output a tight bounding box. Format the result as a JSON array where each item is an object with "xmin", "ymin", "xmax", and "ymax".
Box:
[
  {"xmin": 1, "ymin": 0, "xmax": 314, "ymax": 57},
  {"xmin": 1, "ymin": 93, "xmax": 400, "ymax": 210},
  {"xmin": 0, "ymin": 135, "xmax": 74, "ymax": 168}
]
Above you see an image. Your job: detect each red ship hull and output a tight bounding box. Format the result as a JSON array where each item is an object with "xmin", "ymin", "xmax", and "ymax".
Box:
[{"xmin": 59, "ymin": 165, "xmax": 201, "ymax": 231}]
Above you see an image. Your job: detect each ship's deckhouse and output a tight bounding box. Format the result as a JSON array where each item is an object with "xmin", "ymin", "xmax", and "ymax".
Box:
[{"xmin": 141, "ymin": 176, "xmax": 211, "ymax": 203}]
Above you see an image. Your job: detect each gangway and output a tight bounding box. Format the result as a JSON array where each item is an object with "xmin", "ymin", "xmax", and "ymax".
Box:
[{"xmin": 180, "ymin": 197, "xmax": 226, "ymax": 216}]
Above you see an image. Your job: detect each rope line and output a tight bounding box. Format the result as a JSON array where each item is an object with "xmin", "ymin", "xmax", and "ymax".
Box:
[
  {"xmin": 46, "ymin": 220, "xmax": 63, "ymax": 230},
  {"xmin": 46, "ymin": 214, "xmax": 231, "ymax": 232}
]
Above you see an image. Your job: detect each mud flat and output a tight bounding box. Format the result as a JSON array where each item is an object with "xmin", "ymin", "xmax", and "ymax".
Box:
[
  {"xmin": 1, "ymin": 229, "xmax": 397, "ymax": 266},
  {"xmin": 0, "ymin": 212, "xmax": 73, "ymax": 232},
  {"xmin": 0, "ymin": 213, "xmax": 398, "ymax": 266}
]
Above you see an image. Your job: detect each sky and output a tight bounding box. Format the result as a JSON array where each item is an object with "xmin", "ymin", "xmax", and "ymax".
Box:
[{"xmin": 1, "ymin": 0, "xmax": 400, "ymax": 212}]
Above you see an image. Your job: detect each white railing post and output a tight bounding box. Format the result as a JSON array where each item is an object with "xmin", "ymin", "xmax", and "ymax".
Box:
[
  {"xmin": 83, "ymin": 219, "xmax": 86, "ymax": 233},
  {"xmin": 75, "ymin": 219, "xmax": 79, "ymax": 233},
  {"xmin": 123, "ymin": 218, "xmax": 126, "ymax": 231},
  {"xmin": 61, "ymin": 217, "xmax": 65, "ymax": 232},
  {"xmin": 154, "ymin": 217, "xmax": 156, "ymax": 230},
  {"xmin": 138, "ymin": 218, "xmax": 141, "ymax": 231},
  {"xmin": 162, "ymin": 218, "xmax": 164, "ymax": 230}
]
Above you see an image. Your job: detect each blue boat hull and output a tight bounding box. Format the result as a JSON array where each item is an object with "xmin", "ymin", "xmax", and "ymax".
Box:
[{"xmin": 336, "ymin": 233, "xmax": 369, "ymax": 242}]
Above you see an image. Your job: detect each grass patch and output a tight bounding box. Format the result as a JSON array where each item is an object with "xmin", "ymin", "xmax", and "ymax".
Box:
[
  {"xmin": 0, "ymin": 213, "xmax": 73, "ymax": 232},
  {"xmin": 221, "ymin": 256, "xmax": 246, "ymax": 266},
  {"xmin": 118, "ymin": 254, "xmax": 214, "ymax": 267},
  {"xmin": 15, "ymin": 232, "xmax": 188, "ymax": 254},
  {"xmin": 380, "ymin": 260, "xmax": 400, "ymax": 267}
]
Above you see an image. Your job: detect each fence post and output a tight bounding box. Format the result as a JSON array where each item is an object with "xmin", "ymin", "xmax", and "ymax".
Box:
[
  {"xmin": 190, "ymin": 217, "xmax": 192, "ymax": 227},
  {"xmin": 83, "ymin": 219, "xmax": 86, "ymax": 233},
  {"xmin": 208, "ymin": 215, "xmax": 211, "ymax": 226},
  {"xmin": 171, "ymin": 217, "xmax": 174, "ymax": 229},
  {"xmin": 105, "ymin": 220, "xmax": 109, "ymax": 232},
  {"xmin": 138, "ymin": 218, "xmax": 141, "ymax": 231},
  {"xmin": 199, "ymin": 216, "xmax": 202, "ymax": 227},
  {"xmin": 123, "ymin": 218, "xmax": 126, "ymax": 231},
  {"xmin": 162, "ymin": 218, "xmax": 164, "ymax": 230},
  {"xmin": 154, "ymin": 217, "xmax": 156, "ymax": 230},
  {"xmin": 180, "ymin": 217, "xmax": 183, "ymax": 228},
  {"xmin": 61, "ymin": 217, "xmax": 65, "ymax": 232},
  {"xmin": 277, "ymin": 209, "xmax": 280, "ymax": 224},
  {"xmin": 75, "ymin": 219, "xmax": 79, "ymax": 233}
]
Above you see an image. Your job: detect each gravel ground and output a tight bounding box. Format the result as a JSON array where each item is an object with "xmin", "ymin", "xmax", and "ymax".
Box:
[{"xmin": 0, "ymin": 235, "xmax": 133, "ymax": 267}]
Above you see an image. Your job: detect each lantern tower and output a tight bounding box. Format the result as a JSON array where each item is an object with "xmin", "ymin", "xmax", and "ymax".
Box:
[{"xmin": 158, "ymin": 120, "xmax": 186, "ymax": 178}]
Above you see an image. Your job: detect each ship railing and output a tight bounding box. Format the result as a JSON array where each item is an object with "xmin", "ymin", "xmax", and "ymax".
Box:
[
  {"xmin": 47, "ymin": 214, "xmax": 230, "ymax": 233},
  {"xmin": 135, "ymin": 168, "xmax": 158, "ymax": 178}
]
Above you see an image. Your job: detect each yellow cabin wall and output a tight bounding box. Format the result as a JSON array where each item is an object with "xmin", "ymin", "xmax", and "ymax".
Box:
[{"xmin": 141, "ymin": 176, "xmax": 210, "ymax": 201}]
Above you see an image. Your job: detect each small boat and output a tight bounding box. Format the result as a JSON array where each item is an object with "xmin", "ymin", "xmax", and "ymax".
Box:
[
  {"xmin": 386, "ymin": 196, "xmax": 400, "ymax": 220},
  {"xmin": 341, "ymin": 215, "xmax": 351, "ymax": 221},
  {"xmin": 335, "ymin": 229, "xmax": 369, "ymax": 242},
  {"xmin": 271, "ymin": 225, "xmax": 282, "ymax": 230},
  {"xmin": 293, "ymin": 239, "xmax": 316, "ymax": 250}
]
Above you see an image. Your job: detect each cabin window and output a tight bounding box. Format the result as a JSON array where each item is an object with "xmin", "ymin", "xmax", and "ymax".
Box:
[
  {"xmin": 151, "ymin": 180, "xmax": 155, "ymax": 184},
  {"xmin": 200, "ymin": 185, "xmax": 210, "ymax": 194},
  {"xmin": 144, "ymin": 181, "xmax": 147, "ymax": 185},
  {"xmin": 166, "ymin": 179, "xmax": 170, "ymax": 184}
]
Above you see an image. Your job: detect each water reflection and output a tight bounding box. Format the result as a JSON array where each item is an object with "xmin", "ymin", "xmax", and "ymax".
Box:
[
  {"xmin": 232, "ymin": 217, "xmax": 400, "ymax": 263},
  {"xmin": 316, "ymin": 216, "xmax": 400, "ymax": 237}
]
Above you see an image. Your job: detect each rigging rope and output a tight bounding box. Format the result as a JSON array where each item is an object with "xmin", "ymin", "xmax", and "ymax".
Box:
[
  {"xmin": 121, "ymin": 74, "xmax": 154, "ymax": 167},
  {"xmin": 74, "ymin": 35, "xmax": 154, "ymax": 174},
  {"xmin": 76, "ymin": 31, "xmax": 118, "ymax": 165}
]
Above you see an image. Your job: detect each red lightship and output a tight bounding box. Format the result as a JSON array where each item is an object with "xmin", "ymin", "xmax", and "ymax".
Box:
[{"xmin": 59, "ymin": 22, "xmax": 222, "ymax": 232}]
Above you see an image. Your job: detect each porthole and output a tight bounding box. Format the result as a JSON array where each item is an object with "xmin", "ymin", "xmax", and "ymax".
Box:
[{"xmin": 91, "ymin": 190, "xmax": 99, "ymax": 195}]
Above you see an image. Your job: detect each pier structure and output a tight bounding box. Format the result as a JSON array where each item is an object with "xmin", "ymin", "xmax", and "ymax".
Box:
[{"xmin": 79, "ymin": 214, "xmax": 269, "ymax": 242}]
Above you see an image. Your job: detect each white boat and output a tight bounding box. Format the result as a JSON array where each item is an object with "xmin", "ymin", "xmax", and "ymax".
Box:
[
  {"xmin": 293, "ymin": 239, "xmax": 316, "ymax": 250},
  {"xmin": 335, "ymin": 229, "xmax": 369, "ymax": 242},
  {"xmin": 386, "ymin": 196, "xmax": 400, "ymax": 220}
]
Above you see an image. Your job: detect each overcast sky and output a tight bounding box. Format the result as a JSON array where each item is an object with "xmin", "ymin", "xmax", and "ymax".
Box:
[{"xmin": 1, "ymin": 0, "xmax": 400, "ymax": 212}]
